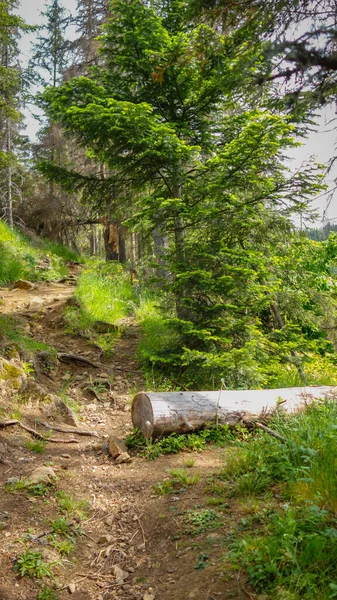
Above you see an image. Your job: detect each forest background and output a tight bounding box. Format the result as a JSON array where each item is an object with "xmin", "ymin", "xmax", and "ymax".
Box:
[{"xmin": 2, "ymin": 0, "xmax": 337, "ymax": 391}]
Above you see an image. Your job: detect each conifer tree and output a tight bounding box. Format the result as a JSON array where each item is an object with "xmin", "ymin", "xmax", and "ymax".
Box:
[{"xmin": 0, "ymin": 0, "xmax": 26, "ymax": 228}]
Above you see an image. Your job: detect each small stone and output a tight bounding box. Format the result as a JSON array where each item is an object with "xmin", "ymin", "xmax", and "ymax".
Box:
[
  {"xmin": 28, "ymin": 466, "xmax": 56, "ymax": 485},
  {"xmin": 29, "ymin": 296, "xmax": 45, "ymax": 309},
  {"xmin": 143, "ymin": 591, "xmax": 155, "ymax": 600},
  {"xmin": 61, "ymin": 454, "xmax": 71, "ymax": 459},
  {"xmin": 6, "ymin": 476, "xmax": 20, "ymax": 484},
  {"xmin": 108, "ymin": 435, "xmax": 128, "ymax": 459},
  {"xmin": 115, "ymin": 452, "xmax": 132, "ymax": 465},
  {"xmin": 68, "ymin": 583, "xmax": 76, "ymax": 594},
  {"xmin": 41, "ymin": 548, "xmax": 59, "ymax": 563},
  {"xmin": 111, "ymin": 564, "xmax": 129, "ymax": 585},
  {"xmin": 54, "ymin": 398, "xmax": 79, "ymax": 427},
  {"xmin": 98, "ymin": 534, "xmax": 113, "ymax": 545},
  {"xmin": 167, "ymin": 567, "xmax": 175, "ymax": 573}
]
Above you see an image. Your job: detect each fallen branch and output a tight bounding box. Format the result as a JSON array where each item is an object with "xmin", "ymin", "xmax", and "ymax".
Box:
[
  {"xmin": 57, "ymin": 353, "xmax": 99, "ymax": 368},
  {"xmin": 255, "ymin": 421, "xmax": 288, "ymax": 443},
  {"xmin": 0, "ymin": 420, "xmax": 79, "ymax": 443},
  {"xmin": 38, "ymin": 421, "xmax": 99, "ymax": 437},
  {"xmin": 136, "ymin": 513, "xmax": 146, "ymax": 548}
]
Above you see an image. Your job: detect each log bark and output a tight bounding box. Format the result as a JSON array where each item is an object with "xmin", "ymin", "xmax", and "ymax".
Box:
[{"xmin": 131, "ymin": 387, "xmax": 337, "ymax": 439}]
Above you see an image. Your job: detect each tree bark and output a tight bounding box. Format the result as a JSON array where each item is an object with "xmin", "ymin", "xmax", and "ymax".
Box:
[
  {"xmin": 5, "ymin": 117, "xmax": 13, "ymax": 229},
  {"xmin": 131, "ymin": 387, "xmax": 336, "ymax": 438},
  {"xmin": 153, "ymin": 225, "xmax": 168, "ymax": 280}
]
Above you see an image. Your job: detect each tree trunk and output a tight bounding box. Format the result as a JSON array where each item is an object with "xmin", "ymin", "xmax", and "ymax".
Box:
[
  {"xmin": 130, "ymin": 231, "xmax": 137, "ymax": 266},
  {"xmin": 131, "ymin": 387, "xmax": 336, "ymax": 438},
  {"xmin": 6, "ymin": 117, "xmax": 13, "ymax": 229},
  {"xmin": 153, "ymin": 225, "xmax": 168, "ymax": 280}
]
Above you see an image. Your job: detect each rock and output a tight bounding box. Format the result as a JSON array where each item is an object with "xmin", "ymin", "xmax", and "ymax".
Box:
[
  {"xmin": 98, "ymin": 534, "xmax": 113, "ymax": 545},
  {"xmin": 143, "ymin": 590, "xmax": 155, "ymax": 600},
  {"xmin": 0, "ymin": 358, "xmax": 26, "ymax": 390},
  {"xmin": 111, "ymin": 565, "xmax": 128, "ymax": 585},
  {"xmin": 53, "ymin": 398, "xmax": 79, "ymax": 427},
  {"xmin": 93, "ymin": 320, "xmax": 118, "ymax": 334},
  {"xmin": 29, "ymin": 296, "xmax": 45, "ymax": 309},
  {"xmin": 115, "ymin": 452, "xmax": 132, "ymax": 464},
  {"xmin": 108, "ymin": 435, "xmax": 128, "ymax": 459},
  {"xmin": 28, "ymin": 466, "xmax": 56, "ymax": 485},
  {"xmin": 6, "ymin": 477, "xmax": 20, "ymax": 484},
  {"xmin": 68, "ymin": 583, "xmax": 76, "ymax": 594},
  {"xmin": 41, "ymin": 548, "xmax": 60, "ymax": 563},
  {"xmin": 12, "ymin": 279, "xmax": 35, "ymax": 290},
  {"xmin": 61, "ymin": 453, "xmax": 71, "ymax": 459}
]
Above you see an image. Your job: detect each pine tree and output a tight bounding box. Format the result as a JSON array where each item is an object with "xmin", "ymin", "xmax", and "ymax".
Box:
[{"xmin": 0, "ymin": 0, "xmax": 26, "ymax": 228}]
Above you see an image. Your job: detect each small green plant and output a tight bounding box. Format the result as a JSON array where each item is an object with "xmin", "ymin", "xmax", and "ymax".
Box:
[
  {"xmin": 49, "ymin": 536, "xmax": 75, "ymax": 556},
  {"xmin": 37, "ymin": 587, "xmax": 59, "ymax": 600},
  {"xmin": 194, "ymin": 552, "xmax": 209, "ymax": 570},
  {"xmin": 184, "ymin": 509, "xmax": 223, "ymax": 536},
  {"xmin": 25, "ymin": 440, "xmax": 46, "ymax": 454},
  {"xmin": 55, "ymin": 490, "xmax": 89, "ymax": 520},
  {"xmin": 183, "ymin": 458, "xmax": 196, "ymax": 468},
  {"xmin": 14, "ymin": 550, "xmax": 54, "ymax": 579},
  {"xmin": 50, "ymin": 517, "xmax": 74, "ymax": 538},
  {"xmin": 6, "ymin": 480, "xmax": 51, "ymax": 497},
  {"xmin": 153, "ymin": 469, "xmax": 200, "ymax": 495}
]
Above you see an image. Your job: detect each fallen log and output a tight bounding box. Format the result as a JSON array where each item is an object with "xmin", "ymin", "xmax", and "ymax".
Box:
[{"xmin": 131, "ymin": 387, "xmax": 337, "ymax": 438}]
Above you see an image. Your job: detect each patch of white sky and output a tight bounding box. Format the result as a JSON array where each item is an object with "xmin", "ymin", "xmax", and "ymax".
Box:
[{"xmin": 17, "ymin": 0, "xmax": 337, "ymax": 225}]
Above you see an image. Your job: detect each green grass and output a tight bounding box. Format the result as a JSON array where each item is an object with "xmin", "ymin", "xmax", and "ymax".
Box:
[
  {"xmin": 55, "ymin": 490, "xmax": 89, "ymax": 520},
  {"xmin": 153, "ymin": 468, "xmax": 200, "ymax": 495},
  {"xmin": 24, "ymin": 440, "xmax": 46, "ymax": 454},
  {"xmin": 0, "ymin": 221, "xmax": 76, "ymax": 285},
  {"xmin": 0, "ymin": 314, "xmax": 56, "ymax": 357},
  {"xmin": 220, "ymin": 399, "xmax": 337, "ymax": 600},
  {"xmin": 37, "ymin": 587, "xmax": 59, "ymax": 600},
  {"xmin": 74, "ymin": 261, "xmax": 135, "ymax": 325}
]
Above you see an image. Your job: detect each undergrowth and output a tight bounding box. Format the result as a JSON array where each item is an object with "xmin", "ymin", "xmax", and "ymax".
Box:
[
  {"xmin": 125, "ymin": 425, "xmax": 241, "ymax": 459},
  {"xmin": 0, "ymin": 221, "xmax": 75, "ymax": 285},
  {"xmin": 221, "ymin": 399, "xmax": 337, "ymax": 600},
  {"xmin": 0, "ymin": 314, "xmax": 55, "ymax": 358}
]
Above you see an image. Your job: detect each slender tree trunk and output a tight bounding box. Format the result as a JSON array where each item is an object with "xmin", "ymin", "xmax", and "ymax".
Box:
[
  {"xmin": 6, "ymin": 117, "xmax": 13, "ymax": 229},
  {"xmin": 173, "ymin": 182, "xmax": 187, "ymax": 318},
  {"xmin": 153, "ymin": 225, "xmax": 169, "ymax": 279},
  {"xmin": 130, "ymin": 231, "xmax": 137, "ymax": 266}
]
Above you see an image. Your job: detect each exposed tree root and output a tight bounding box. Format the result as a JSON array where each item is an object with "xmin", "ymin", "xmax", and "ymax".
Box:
[{"xmin": 0, "ymin": 420, "xmax": 79, "ymax": 443}]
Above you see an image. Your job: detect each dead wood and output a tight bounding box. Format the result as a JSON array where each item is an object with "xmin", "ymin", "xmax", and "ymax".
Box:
[
  {"xmin": 132, "ymin": 387, "xmax": 336, "ymax": 438},
  {"xmin": 255, "ymin": 422, "xmax": 288, "ymax": 443},
  {"xmin": 0, "ymin": 420, "xmax": 79, "ymax": 443},
  {"xmin": 38, "ymin": 420, "xmax": 99, "ymax": 437},
  {"xmin": 57, "ymin": 353, "xmax": 100, "ymax": 368}
]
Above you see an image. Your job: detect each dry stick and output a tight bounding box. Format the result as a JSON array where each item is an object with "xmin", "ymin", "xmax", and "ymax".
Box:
[
  {"xmin": 255, "ymin": 421, "xmax": 288, "ymax": 444},
  {"xmin": 0, "ymin": 420, "xmax": 79, "ymax": 443},
  {"xmin": 38, "ymin": 421, "xmax": 99, "ymax": 437},
  {"xmin": 57, "ymin": 353, "xmax": 99, "ymax": 368},
  {"xmin": 136, "ymin": 513, "xmax": 146, "ymax": 547}
]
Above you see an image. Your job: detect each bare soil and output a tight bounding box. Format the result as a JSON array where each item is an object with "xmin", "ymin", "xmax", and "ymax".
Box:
[{"xmin": 0, "ymin": 276, "xmax": 248, "ymax": 600}]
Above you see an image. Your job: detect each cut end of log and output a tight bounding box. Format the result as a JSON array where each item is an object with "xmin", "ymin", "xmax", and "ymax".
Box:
[{"xmin": 131, "ymin": 393, "xmax": 154, "ymax": 438}]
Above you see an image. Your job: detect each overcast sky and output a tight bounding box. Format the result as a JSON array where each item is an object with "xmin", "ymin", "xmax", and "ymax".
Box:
[{"xmin": 18, "ymin": 0, "xmax": 337, "ymax": 225}]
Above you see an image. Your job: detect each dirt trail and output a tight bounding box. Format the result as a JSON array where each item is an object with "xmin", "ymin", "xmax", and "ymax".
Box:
[{"xmin": 0, "ymin": 277, "xmax": 246, "ymax": 600}]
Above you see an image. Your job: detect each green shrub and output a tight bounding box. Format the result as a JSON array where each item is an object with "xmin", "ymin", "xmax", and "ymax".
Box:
[{"xmin": 14, "ymin": 550, "xmax": 54, "ymax": 578}]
